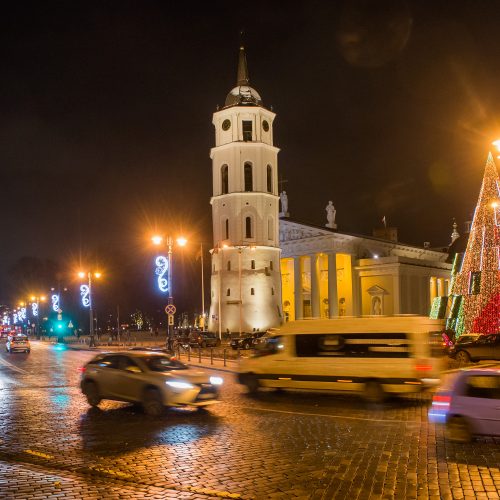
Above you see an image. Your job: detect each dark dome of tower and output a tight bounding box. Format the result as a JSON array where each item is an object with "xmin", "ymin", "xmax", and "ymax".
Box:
[
  {"xmin": 223, "ymin": 46, "xmax": 263, "ymax": 108},
  {"xmin": 224, "ymin": 85, "xmax": 262, "ymax": 107}
]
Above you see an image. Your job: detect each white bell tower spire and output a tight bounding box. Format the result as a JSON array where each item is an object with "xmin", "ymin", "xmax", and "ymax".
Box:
[{"xmin": 208, "ymin": 46, "xmax": 283, "ymax": 335}]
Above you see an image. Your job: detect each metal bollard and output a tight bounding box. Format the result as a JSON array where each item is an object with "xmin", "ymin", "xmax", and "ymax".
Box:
[
  {"xmin": 198, "ymin": 346, "xmax": 201, "ymax": 363},
  {"xmin": 223, "ymin": 348, "xmax": 227, "ymax": 367},
  {"xmin": 210, "ymin": 348, "xmax": 213, "ymax": 365},
  {"xmin": 188, "ymin": 345, "xmax": 191, "ymax": 361}
]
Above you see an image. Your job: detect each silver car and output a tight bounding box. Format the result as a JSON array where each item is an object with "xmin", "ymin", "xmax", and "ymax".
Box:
[{"xmin": 80, "ymin": 351, "xmax": 223, "ymax": 416}]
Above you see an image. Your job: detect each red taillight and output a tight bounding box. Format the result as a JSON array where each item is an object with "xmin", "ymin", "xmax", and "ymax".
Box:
[
  {"xmin": 433, "ymin": 394, "xmax": 451, "ymax": 403},
  {"xmin": 415, "ymin": 360, "xmax": 433, "ymax": 371},
  {"xmin": 78, "ymin": 366, "xmax": 86, "ymax": 373}
]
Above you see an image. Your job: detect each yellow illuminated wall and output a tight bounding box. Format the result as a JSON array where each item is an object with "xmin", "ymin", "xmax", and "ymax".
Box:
[
  {"xmin": 336, "ymin": 254, "xmax": 353, "ymax": 316},
  {"xmin": 360, "ymin": 275, "xmax": 394, "ymax": 316},
  {"xmin": 280, "ymin": 258, "xmax": 295, "ymax": 322}
]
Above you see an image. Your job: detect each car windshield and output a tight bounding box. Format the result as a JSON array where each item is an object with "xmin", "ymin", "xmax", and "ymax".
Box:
[{"xmin": 144, "ymin": 356, "xmax": 188, "ymax": 372}]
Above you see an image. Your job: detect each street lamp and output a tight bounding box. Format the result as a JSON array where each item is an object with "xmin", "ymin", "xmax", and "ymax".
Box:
[
  {"xmin": 152, "ymin": 235, "xmax": 187, "ymax": 350},
  {"xmin": 78, "ymin": 270, "xmax": 102, "ymax": 347}
]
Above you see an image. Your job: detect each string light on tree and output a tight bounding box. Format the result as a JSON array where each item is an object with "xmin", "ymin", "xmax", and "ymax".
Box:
[{"xmin": 448, "ymin": 151, "xmax": 500, "ymax": 335}]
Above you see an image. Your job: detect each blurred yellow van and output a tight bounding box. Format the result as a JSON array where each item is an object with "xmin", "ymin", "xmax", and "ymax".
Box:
[{"xmin": 237, "ymin": 316, "xmax": 445, "ymax": 402}]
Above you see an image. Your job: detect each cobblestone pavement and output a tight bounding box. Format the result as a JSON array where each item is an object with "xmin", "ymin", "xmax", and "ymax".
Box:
[{"xmin": 0, "ymin": 342, "xmax": 499, "ymax": 499}]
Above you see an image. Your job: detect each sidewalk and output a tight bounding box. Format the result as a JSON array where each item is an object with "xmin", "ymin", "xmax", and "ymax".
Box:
[{"xmin": 36, "ymin": 340, "xmax": 241, "ymax": 373}]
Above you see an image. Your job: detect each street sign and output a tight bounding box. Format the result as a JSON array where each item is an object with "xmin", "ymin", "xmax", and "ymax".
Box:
[
  {"xmin": 168, "ymin": 314, "xmax": 174, "ymax": 326},
  {"xmin": 165, "ymin": 304, "xmax": 176, "ymax": 315}
]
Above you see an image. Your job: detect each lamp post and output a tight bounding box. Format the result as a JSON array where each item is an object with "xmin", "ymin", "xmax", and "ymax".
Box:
[
  {"xmin": 78, "ymin": 271, "xmax": 102, "ymax": 348},
  {"xmin": 152, "ymin": 235, "xmax": 187, "ymax": 351},
  {"xmin": 30, "ymin": 295, "xmax": 46, "ymax": 338}
]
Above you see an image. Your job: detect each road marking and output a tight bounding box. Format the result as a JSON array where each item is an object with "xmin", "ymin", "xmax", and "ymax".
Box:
[
  {"xmin": 24, "ymin": 449, "xmax": 54, "ymax": 460},
  {"xmin": 238, "ymin": 404, "xmax": 407, "ymax": 423},
  {"xmin": 0, "ymin": 356, "xmax": 29, "ymax": 374},
  {"xmin": 183, "ymin": 485, "xmax": 243, "ymax": 498},
  {"xmin": 87, "ymin": 465, "xmax": 134, "ymax": 480}
]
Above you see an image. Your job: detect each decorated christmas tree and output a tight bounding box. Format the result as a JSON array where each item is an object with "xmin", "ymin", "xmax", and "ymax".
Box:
[{"xmin": 448, "ymin": 153, "xmax": 500, "ymax": 335}]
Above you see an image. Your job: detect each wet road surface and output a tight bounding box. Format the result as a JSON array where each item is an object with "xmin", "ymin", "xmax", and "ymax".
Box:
[{"xmin": 0, "ymin": 341, "xmax": 499, "ymax": 499}]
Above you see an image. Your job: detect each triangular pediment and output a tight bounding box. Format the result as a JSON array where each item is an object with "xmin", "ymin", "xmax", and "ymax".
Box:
[
  {"xmin": 279, "ymin": 220, "xmax": 333, "ymax": 242},
  {"xmin": 366, "ymin": 285, "xmax": 388, "ymax": 295}
]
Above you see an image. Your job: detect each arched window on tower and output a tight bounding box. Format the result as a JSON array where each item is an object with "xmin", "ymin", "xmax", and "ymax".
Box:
[
  {"xmin": 245, "ymin": 216, "xmax": 253, "ymax": 238},
  {"xmin": 244, "ymin": 162, "xmax": 253, "ymax": 192},
  {"xmin": 221, "ymin": 164, "xmax": 228, "ymax": 194},
  {"xmin": 267, "ymin": 165, "xmax": 273, "ymax": 193},
  {"xmin": 225, "ymin": 218, "xmax": 229, "ymax": 240}
]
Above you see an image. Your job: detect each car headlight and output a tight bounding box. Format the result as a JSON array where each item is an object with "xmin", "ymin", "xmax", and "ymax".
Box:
[
  {"xmin": 166, "ymin": 380, "xmax": 195, "ymax": 389},
  {"xmin": 210, "ymin": 376, "xmax": 223, "ymax": 385}
]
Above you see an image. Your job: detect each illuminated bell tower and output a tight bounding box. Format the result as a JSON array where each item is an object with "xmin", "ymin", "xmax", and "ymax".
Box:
[{"xmin": 208, "ymin": 46, "xmax": 282, "ymax": 335}]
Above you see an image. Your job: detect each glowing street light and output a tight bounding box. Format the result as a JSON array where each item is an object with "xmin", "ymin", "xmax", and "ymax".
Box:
[
  {"xmin": 78, "ymin": 271, "xmax": 102, "ymax": 347},
  {"xmin": 492, "ymin": 139, "xmax": 500, "ymax": 158}
]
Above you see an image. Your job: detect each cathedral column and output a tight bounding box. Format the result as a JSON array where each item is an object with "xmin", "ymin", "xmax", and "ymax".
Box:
[
  {"xmin": 327, "ymin": 253, "xmax": 338, "ymax": 317},
  {"xmin": 393, "ymin": 273, "xmax": 401, "ymax": 314},
  {"xmin": 351, "ymin": 257, "xmax": 361, "ymax": 316},
  {"xmin": 437, "ymin": 278, "xmax": 444, "ymax": 297},
  {"xmin": 293, "ymin": 257, "xmax": 303, "ymax": 320},
  {"xmin": 310, "ymin": 254, "xmax": 320, "ymax": 318}
]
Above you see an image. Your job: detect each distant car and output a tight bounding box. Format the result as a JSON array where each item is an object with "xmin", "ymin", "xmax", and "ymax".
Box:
[
  {"xmin": 231, "ymin": 332, "xmax": 266, "ymax": 350},
  {"xmin": 449, "ymin": 333, "xmax": 500, "ymax": 364},
  {"xmin": 188, "ymin": 331, "xmax": 221, "ymax": 348},
  {"xmin": 6, "ymin": 334, "xmax": 30, "ymax": 353},
  {"xmin": 429, "ymin": 368, "xmax": 500, "ymax": 442},
  {"xmin": 80, "ymin": 351, "xmax": 222, "ymax": 416}
]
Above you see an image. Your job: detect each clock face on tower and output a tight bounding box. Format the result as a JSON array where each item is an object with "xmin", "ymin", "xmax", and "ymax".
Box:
[
  {"xmin": 222, "ymin": 119, "xmax": 231, "ymax": 131},
  {"xmin": 262, "ymin": 120, "xmax": 269, "ymax": 132}
]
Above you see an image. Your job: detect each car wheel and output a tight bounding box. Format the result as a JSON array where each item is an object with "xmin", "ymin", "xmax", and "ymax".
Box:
[
  {"xmin": 364, "ymin": 380, "xmax": 386, "ymax": 404},
  {"xmin": 83, "ymin": 381, "xmax": 101, "ymax": 407},
  {"xmin": 142, "ymin": 388, "xmax": 164, "ymax": 417},
  {"xmin": 244, "ymin": 374, "xmax": 260, "ymax": 394},
  {"xmin": 456, "ymin": 351, "xmax": 471, "ymax": 365},
  {"xmin": 243, "ymin": 342, "xmax": 251, "ymax": 350},
  {"xmin": 447, "ymin": 415, "xmax": 472, "ymax": 443},
  {"xmin": 26, "ymin": 349, "xmax": 30, "ymax": 353}
]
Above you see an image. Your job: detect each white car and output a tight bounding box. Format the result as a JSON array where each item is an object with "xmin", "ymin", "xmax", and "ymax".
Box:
[
  {"xmin": 80, "ymin": 351, "xmax": 223, "ymax": 416},
  {"xmin": 429, "ymin": 368, "xmax": 500, "ymax": 442},
  {"xmin": 6, "ymin": 334, "xmax": 31, "ymax": 353}
]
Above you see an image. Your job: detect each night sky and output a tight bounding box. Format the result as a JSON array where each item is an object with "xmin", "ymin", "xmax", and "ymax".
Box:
[{"xmin": 2, "ymin": 0, "xmax": 500, "ymax": 317}]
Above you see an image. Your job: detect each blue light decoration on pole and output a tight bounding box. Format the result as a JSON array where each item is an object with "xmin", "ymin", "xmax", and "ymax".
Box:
[
  {"xmin": 78, "ymin": 271, "xmax": 101, "ymax": 347},
  {"xmin": 31, "ymin": 303, "xmax": 38, "ymax": 317},
  {"xmin": 155, "ymin": 255, "xmax": 169, "ymax": 293},
  {"xmin": 51, "ymin": 294, "xmax": 60, "ymax": 313},
  {"xmin": 80, "ymin": 285, "xmax": 91, "ymax": 307},
  {"xmin": 151, "ymin": 235, "xmax": 187, "ymax": 351}
]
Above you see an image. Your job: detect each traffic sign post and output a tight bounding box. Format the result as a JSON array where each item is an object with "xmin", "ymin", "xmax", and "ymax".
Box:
[
  {"xmin": 168, "ymin": 314, "xmax": 174, "ymax": 326},
  {"xmin": 165, "ymin": 304, "xmax": 176, "ymax": 316}
]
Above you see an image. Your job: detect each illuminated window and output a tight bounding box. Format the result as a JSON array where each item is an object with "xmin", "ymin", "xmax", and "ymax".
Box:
[
  {"xmin": 227, "ymin": 261, "xmax": 231, "ymax": 271},
  {"xmin": 251, "ymin": 288, "xmax": 255, "ymax": 295},
  {"xmin": 242, "ymin": 120, "xmax": 252, "ymax": 141},
  {"xmin": 244, "ymin": 163, "xmax": 253, "ymax": 191},
  {"xmin": 251, "ymin": 260, "xmax": 255, "ymax": 269},
  {"xmin": 225, "ymin": 219, "xmax": 229, "ymax": 240},
  {"xmin": 226, "ymin": 288, "xmax": 231, "ymax": 296},
  {"xmin": 245, "ymin": 216, "xmax": 253, "ymax": 238},
  {"xmin": 267, "ymin": 165, "xmax": 272, "ymax": 192},
  {"xmin": 221, "ymin": 164, "xmax": 228, "ymax": 194},
  {"xmin": 469, "ymin": 271, "xmax": 481, "ymax": 295}
]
